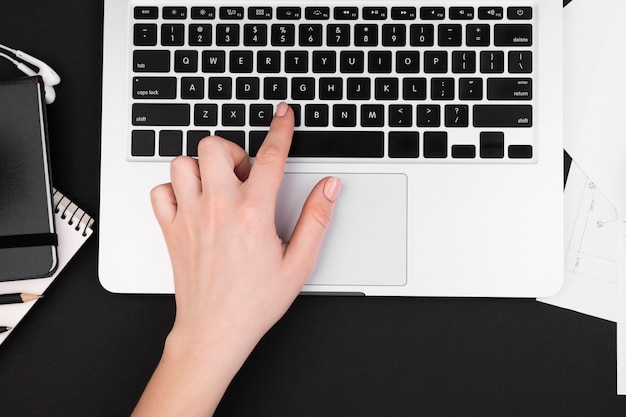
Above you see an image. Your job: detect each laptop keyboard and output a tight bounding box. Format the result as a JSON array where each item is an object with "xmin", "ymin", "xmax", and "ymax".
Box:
[{"xmin": 130, "ymin": 3, "xmax": 536, "ymax": 162}]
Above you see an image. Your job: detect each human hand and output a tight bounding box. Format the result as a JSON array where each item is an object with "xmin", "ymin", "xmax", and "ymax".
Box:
[{"xmin": 141, "ymin": 102, "xmax": 341, "ymax": 415}]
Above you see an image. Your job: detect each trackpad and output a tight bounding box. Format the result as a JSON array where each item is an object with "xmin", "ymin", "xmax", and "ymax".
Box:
[{"xmin": 276, "ymin": 173, "xmax": 407, "ymax": 286}]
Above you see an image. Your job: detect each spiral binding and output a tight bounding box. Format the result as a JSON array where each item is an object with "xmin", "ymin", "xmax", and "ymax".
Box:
[{"xmin": 52, "ymin": 188, "xmax": 94, "ymax": 237}]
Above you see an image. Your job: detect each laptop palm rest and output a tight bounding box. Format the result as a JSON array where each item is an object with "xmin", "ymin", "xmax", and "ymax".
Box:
[{"xmin": 276, "ymin": 173, "xmax": 407, "ymax": 287}]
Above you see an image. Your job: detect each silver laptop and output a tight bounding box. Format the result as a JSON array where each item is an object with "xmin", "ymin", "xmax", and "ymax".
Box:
[{"xmin": 100, "ymin": 0, "xmax": 563, "ymax": 296}]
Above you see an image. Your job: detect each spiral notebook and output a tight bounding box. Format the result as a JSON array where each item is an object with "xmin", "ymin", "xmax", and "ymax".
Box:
[{"xmin": 0, "ymin": 188, "xmax": 94, "ymax": 347}]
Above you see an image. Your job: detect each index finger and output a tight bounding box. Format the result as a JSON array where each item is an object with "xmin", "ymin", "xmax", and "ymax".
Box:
[{"xmin": 246, "ymin": 102, "xmax": 294, "ymax": 200}]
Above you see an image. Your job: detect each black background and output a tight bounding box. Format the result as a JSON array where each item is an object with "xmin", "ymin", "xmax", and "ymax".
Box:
[{"xmin": 2, "ymin": 0, "xmax": 626, "ymax": 416}]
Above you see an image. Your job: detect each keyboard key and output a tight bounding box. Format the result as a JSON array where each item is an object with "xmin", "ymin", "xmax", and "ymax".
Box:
[
  {"xmin": 508, "ymin": 144, "xmax": 533, "ymax": 159},
  {"xmin": 402, "ymin": 78, "xmax": 427, "ymax": 100},
  {"xmin": 369, "ymin": 51, "xmax": 392, "ymax": 73},
  {"xmin": 478, "ymin": 7, "xmax": 503, "ymax": 20},
  {"xmin": 346, "ymin": 78, "xmax": 370, "ymax": 100},
  {"xmin": 355, "ymin": 25, "xmax": 378, "ymax": 46},
  {"xmin": 389, "ymin": 105, "xmax": 412, "ymax": 127},
  {"xmin": 417, "ymin": 105, "xmax": 440, "ymax": 127},
  {"xmin": 410, "ymin": 24, "xmax": 434, "ymax": 46},
  {"xmin": 133, "ymin": 51, "xmax": 170, "ymax": 72},
  {"xmin": 480, "ymin": 51, "xmax": 504, "ymax": 73},
  {"xmin": 291, "ymin": 78, "xmax": 315, "ymax": 100},
  {"xmin": 202, "ymin": 51, "xmax": 226, "ymax": 73},
  {"xmin": 375, "ymin": 78, "xmax": 398, "ymax": 100},
  {"xmin": 263, "ymin": 78, "xmax": 287, "ymax": 99},
  {"xmin": 244, "ymin": 24, "xmax": 267, "ymax": 46},
  {"xmin": 181, "ymin": 77, "xmax": 204, "ymax": 99},
  {"xmin": 319, "ymin": 78, "xmax": 343, "ymax": 100},
  {"xmin": 431, "ymin": 78, "xmax": 454, "ymax": 100},
  {"xmin": 305, "ymin": 104, "xmax": 329, "ymax": 126},
  {"xmin": 424, "ymin": 51, "xmax": 447, "ymax": 73},
  {"xmin": 194, "ymin": 104, "xmax": 218, "ymax": 126},
  {"xmin": 449, "ymin": 7, "xmax": 474, "ymax": 20},
  {"xmin": 444, "ymin": 105, "xmax": 469, "ymax": 127},
  {"xmin": 257, "ymin": 51, "xmax": 281, "ymax": 73},
  {"xmin": 466, "ymin": 24, "xmax": 490, "ymax": 46},
  {"xmin": 340, "ymin": 51, "xmax": 364, "ymax": 73},
  {"xmin": 249, "ymin": 7, "xmax": 272, "ymax": 19},
  {"xmin": 236, "ymin": 77, "xmax": 259, "ymax": 99},
  {"xmin": 276, "ymin": 7, "xmax": 301, "ymax": 20},
  {"xmin": 222, "ymin": 104, "xmax": 245, "ymax": 126},
  {"xmin": 163, "ymin": 7, "xmax": 187, "ymax": 19},
  {"xmin": 389, "ymin": 132, "xmax": 419, "ymax": 158},
  {"xmin": 191, "ymin": 7, "xmax": 215, "ymax": 19},
  {"xmin": 220, "ymin": 7, "xmax": 244, "ymax": 19},
  {"xmin": 363, "ymin": 7, "xmax": 387, "ymax": 20},
  {"xmin": 135, "ymin": 7, "xmax": 158, "ymax": 19},
  {"xmin": 361, "ymin": 105, "xmax": 385, "ymax": 127},
  {"xmin": 300, "ymin": 25, "xmax": 323, "ymax": 46},
  {"xmin": 249, "ymin": 131, "xmax": 384, "ymax": 157},
  {"xmin": 216, "ymin": 24, "xmax": 240, "ymax": 46},
  {"xmin": 189, "ymin": 24, "xmax": 212, "ymax": 46},
  {"xmin": 161, "ymin": 24, "xmax": 184, "ymax": 46},
  {"xmin": 332, "ymin": 104, "xmax": 357, "ymax": 127},
  {"xmin": 208, "ymin": 77, "xmax": 232, "ymax": 99},
  {"xmin": 480, "ymin": 132, "xmax": 504, "ymax": 158},
  {"xmin": 459, "ymin": 78, "xmax": 483, "ymax": 100},
  {"xmin": 382, "ymin": 24, "xmax": 407, "ymax": 46},
  {"xmin": 131, "ymin": 130, "xmax": 155, "ymax": 156},
  {"xmin": 452, "ymin": 51, "xmax": 476, "ymax": 73},
  {"xmin": 312, "ymin": 51, "xmax": 336, "ymax": 73},
  {"xmin": 327, "ymin": 24, "xmax": 350, "ymax": 46},
  {"xmin": 285, "ymin": 51, "xmax": 308, "ymax": 73},
  {"xmin": 159, "ymin": 130, "xmax": 183, "ymax": 157},
  {"xmin": 187, "ymin": 131, "xmax": 211, "ymax": 156},
  {"xmin": 250, "ymin": 104, "xmax": 273, "ymax": 126},
  {"xmin": 508, "ymin": 51, "xmax": 532, "ymax": 73},
  {"xmin": 334, "ymin": 7, "xmax": 358, "ymax": 20},
  {"xmin": 271, "ymin": 24, "xmax": 295, "ymax": 46},
  {"xmin": 420, "ymin": 7, "xmax": 445, "ymax": 20},
  {"xmin": 396, "ymin": 51, "xmax": 420, "ymax": 73},
  {"xmin": 487, "ymin": 78, "xmax": 532, "ymax": 100},
  {"xmin": 132, "ymin": 104, "xmax": 190, "ymax": 126},
  {"xmin": 174, "ymin": 50, "xmax": 198, "ymax": 72},
  {"xmin": 215, "ymin": 130, "xmax": 245, "ymax": 149},
  {"xmin": 391, "ymin": 7, "xmax": 416, "ymax": 20},
  {"xmin": 438, "ymin": 25, "xmax": 462, "ymax": 46},
  {"xmin": 494, "ymin": 24, "xmax": 532, "ymax": 46},
  {"xmin": 507, "ymin": 7, "xmax": 532, "ymax": 20},
  {"xmin": 134, "ymin": 24, "xmax": 157, "ymax": 46},
  {"xmin": 473, "ymin": 105, "xmax": 532, "ymax": 127},
  {"xmin": 451, "ymin": 144, "xmax": 476, "ymax": 158},
  {"xmin": 306, "ymin": 7, "xmax": 330, "ymax": 20},
  {"xmin": 423, "ymin": 132, "xmax": 447, "ymax": 158},
  {"xmin": 230, "ymin": 51, "xmax": 253, "ymax": 73}
]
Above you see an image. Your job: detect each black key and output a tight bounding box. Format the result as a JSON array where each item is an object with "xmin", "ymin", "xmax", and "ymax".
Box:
[
  {"xmin": 508, "ymin": 7, "xmax": 532, "ymax": 20},
  {"xmin": 420, "ymin": 7, "xmax": 445, "ymax": 20},
  {"xmin": 163, "ymin": 7, "xmax": 187, "ymax": 19},
  {"xmin": 333, "ymin": 104, "xmax": 357, "ymax": 127},
  {"xmin": 355, "ymin": 24, "xmax": 378, "ymax": 46},
  {"xmin": 133, "ymin": 50, "xmax": 170, "ymax": 72},
  {"xmin": 194, "ymin": 104, "xmax": 218, "ymax": 126},
  {"xmin": 250, "ymin": 104, "xmax": 274, "ymax": 126},
  {"xmin": 276, "ymin": 7, "xmax": 301, "ymax": 19},
  {"xmin": 174, "ymin": 51, "xmax": 198, "ymax": 72},
  {"xmin": 346, "ymin": 78, "xmax": 370, "ymax": 100},
  {"xmin": 285, "ymin": 51, "xmax": 308, "ymax": 73},
  {"xmin": 257, "ymin": 51, "xmax": 281, "ymax": 73},
  {"xmin": 396, "ymin": 51, "xmax": 419, "ymax": 73},
  {"xmin": 494, "ymin": 24, "xmax": 532, "ymax": 46},
  {"xmin": 249, "ymin": 7, "xmax": 272, "ymax": 19},
  {"xmin": 272, "ymin": 24, "xmax": 295, "ymax": 46},
  {"xmin": 135, "ymin": 7, "xmax": 158, "ymax": 19},
  {"xmin": 327, "ymin": 24, "xmax": 350, "ymax": 46},
  {"xmin": 334, "ymin": 7, "xmax": 358, "ymax": 20},
  {"xmin": 159, "ymin": 130, "xmax": 183, "ymax": 157},
  {"xmin": 208, "ymin": 77, "xmax": 232, "ymax": 99},
  {"xmin": 431, "ymin": 78, "xmax": 454, "ymax": 100},
  {"xmin": 134, "ymin": 24, "xmax": 157, "ymax": 46},
  {"xmin": 402, "ymin": 78, "xmax": 427, "ymax": 100},
  {"xmin": 459, "ymin": 78, "xmax": 483, "ymax": 100},
  {"xmin": 480, "ymin": 51, "xmax": 504, "ymax": 73},
  {"xmin": 161, "ymin": 24, "xmax": 184, "ymax": 46},
  {"xmin": 191, "ymin": 7, "xmax": 215, "ymax": 19},
  {"xmin": 181, "ymin": 77, "xmax": 205, "ymax": 99},
  {"xmin": 487, "ymin": 78, "xmax": 532, "ymax": 100},
  {"xmin": 473, "ymin": 105, "xmax": 532, "ymax": 127},
  {"xmin": 249, "ymin": 131, "xmax": 384, "ymax": 158},
  {"xmin": 202, "ymin": 51, "xmax": 226, "ymax": 72},
  {"xmin": 466, "ymin": 24, "xmax": 490, "ymax": 46},
  {"xmin": 244, "ymin": 24, "xmax": 267, "ymax": 46},
  {"xmin": 382, "ymin": 24, "xmax": 406, "ymax": 46},
  {"xmin": 444, "ymin": 105, "xmax": 469, "ymax": 127},
  {"xmin": 363, "ymin": 7, "xmax": 387, "ymax": 20},
  {"xmin": 452, "ymin": 51, "xmax": 476, "ymax": 73},
  {"xmin": 132, "ymin": 104, "xmax": 190, "ymax": 126},
  {"xmin": 417, "ymin": 105, "xmax": 440, "ymax": 127},
  {"xmin": 312, "ymin": 51, "xmax": 336, "ymax": 73},
  {"xmin": 319, "ymin": 78, "xmax": 343, "ymax": 100},
  {"xmin": 131, "ymin": 130, "xmax": 155, "ymax": 156},
  {"xmin": 452, "ymin": 145, "xmax": 476, "ymax": 158},
  {"xmin": 361, "ymin": 105, "xmax": 384, "ymax": 127},
  {"xmin": 508, "ymin": 145, "xmax": 533, "ymax": 159},
  {"xmin": 236, "ymin": 77, "xmax": 259, "ymax": 99},
  {"xmin": 423, "ymin": 132, "xmax": 447, "ymax": 158},
  {"xmin": 216, "ymin": 24, "xmax": 240, "ymax": 46},
  {"xmin": 424, "ymin": 51, "xmax": 447, "ymax": 73},
  {"xmin": 480, "ymin": 132, "xmax": 504, "ymax": 158},
  {"xmin": 508, "ymin": 51, "xmax": 532, "ymax": 74},
  {"xmin": 187, "ymin": 131, "xmax": 211, "ymax": 157},
  {"xmin": 300, "ymin": 24, "xmax": 323, "ymax": 46},
  {"xmin": 230, "ymin": 51, "xmax": 253, "ymax": 73},
  {"xmin": 133, "ymin": 77, "xmax": 176, "ymax": 99},
  {"xmin": 306, "ymin": 7, "xmax": 330, "ymax": 20},
  {"xmin": 389, "ymin": 105, "xmax": 412, "ymax": 127},
  {"xmin": 449, "ymin": 7, "xmax": 474, "ymax": 20},
  {"xmin": 438, "ymin": 25, "xmax": 462, "ymax": 46},
  {"xmin": 375, "ymin": 78, "xmax": 398, "ymax": 100},
  {"xmin": 291, "ymin": 78, "xmax": 315, "ymax": 100},
  {"xmin": 220, "ymin": 7, "xmax": 244, "ymax": 19},
  {"xmin": 389, "ymin": 132, "xmax": 419, "ymax": 158},
  {"xmin": 391, "ymin": 7, "xmax": 416, "ymax": 20},
  {"xmin": 189, "ymin": 24, "xmax": 212, "ymax": 46},
  {"xmin": 478, "ymin": 7, "xmax": 503, "ymax": 20},
  {"xmin": 305, "ymin": 104, "xmax": 329, "ymax": 127},
  {"xmin": 410, "ymin": 24, "xmax": 434, "ymax": 46},
  {"xmin": 340, "ymin": 51, "xmax": 364, "ymax": 73},
  {"xmin": 290, "ymin": 104, "xmax": 302, "ymax": 126},
  {"xmin": 369, "ymin": 51, "xmax": 392, "ymax": 73},
  {"xmin": 215, "ymin": 130, "xmax": 245, "ymax": 149},
  {"xmin": 263, "ymin": 78, "xmax": 287, "ymax": 99},
  {"xmin": 222, "ymin": 104, "xmax": 245, "ymax": 126}
]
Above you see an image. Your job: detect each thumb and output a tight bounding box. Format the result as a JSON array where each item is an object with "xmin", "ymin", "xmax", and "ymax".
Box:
[{"xmin": 283, "ymin": 177, "xmax": 342, "ymax": 279}]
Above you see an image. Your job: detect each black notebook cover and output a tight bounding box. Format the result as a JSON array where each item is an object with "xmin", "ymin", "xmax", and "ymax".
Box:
[{"xmin": 0, "ymin": 77, "xmax": 58, "ymax": 281}]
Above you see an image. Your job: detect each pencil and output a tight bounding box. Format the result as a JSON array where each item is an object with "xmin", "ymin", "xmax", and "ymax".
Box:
[
  {"xmin": 0, "ymin": 326, "xmax": 11, "ymax": 334},
  {"xmin": 0, "ymin": 293, "xmax": 43, "ymax": 305}
]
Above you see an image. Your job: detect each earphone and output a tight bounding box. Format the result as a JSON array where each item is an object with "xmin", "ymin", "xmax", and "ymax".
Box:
[{"xmin": 0, "ymin": 44, "xmax": 60, "ymax": 104}]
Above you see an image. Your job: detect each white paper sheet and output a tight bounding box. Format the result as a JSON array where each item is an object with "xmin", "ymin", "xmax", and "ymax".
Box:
[{"xmin": 618, "ymin": 219, "xmax": 626, "ymax": 394}]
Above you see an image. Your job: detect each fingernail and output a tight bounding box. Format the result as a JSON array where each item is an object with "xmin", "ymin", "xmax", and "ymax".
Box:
[
  {"xmin": 275, "ymin": 102, "xmax": 289, "ymax": 117},
  {"xmin": 323, "ymin": 177, "xmax": 342, "ymax": 202}
]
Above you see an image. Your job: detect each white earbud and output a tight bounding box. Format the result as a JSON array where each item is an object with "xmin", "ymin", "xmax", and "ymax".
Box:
[{"xmin": 0, "ymin": 44, "xmax": 60, "ymax": 104}]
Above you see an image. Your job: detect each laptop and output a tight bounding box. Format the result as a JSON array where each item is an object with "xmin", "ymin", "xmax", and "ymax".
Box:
[{"xmin": 99, "ymin": 0, "xmax": 563, "ymax": 296}]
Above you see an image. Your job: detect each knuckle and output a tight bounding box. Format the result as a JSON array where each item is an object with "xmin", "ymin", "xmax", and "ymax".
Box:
[{"xmin": 307, "ymin": 204, "xmax": 332, "ymax": 230}]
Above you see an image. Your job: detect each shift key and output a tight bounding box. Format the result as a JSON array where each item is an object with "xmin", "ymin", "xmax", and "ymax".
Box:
[
  {"xmin": 473, "ymin": 105, "xmax": 532, "ymax": 127},
  {"xmin": 132, "ymin": 104, "xmax": 190, "ymax": 126}
]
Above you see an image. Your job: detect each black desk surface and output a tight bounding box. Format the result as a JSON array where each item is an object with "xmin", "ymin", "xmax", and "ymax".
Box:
[{"xmin": 2, "ymin": 0, "xmax": 626, "ymax": 416}]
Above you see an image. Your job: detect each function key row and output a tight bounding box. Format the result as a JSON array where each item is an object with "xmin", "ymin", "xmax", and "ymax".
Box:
[{"xmin": 135, "ymin": 6, "xmax": 532, "ymax": 21}]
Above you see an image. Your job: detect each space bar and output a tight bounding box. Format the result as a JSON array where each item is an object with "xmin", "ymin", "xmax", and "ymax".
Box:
[{"xmin": 249, "ymin": 131, "xmax": 384, "ymax": 158}]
